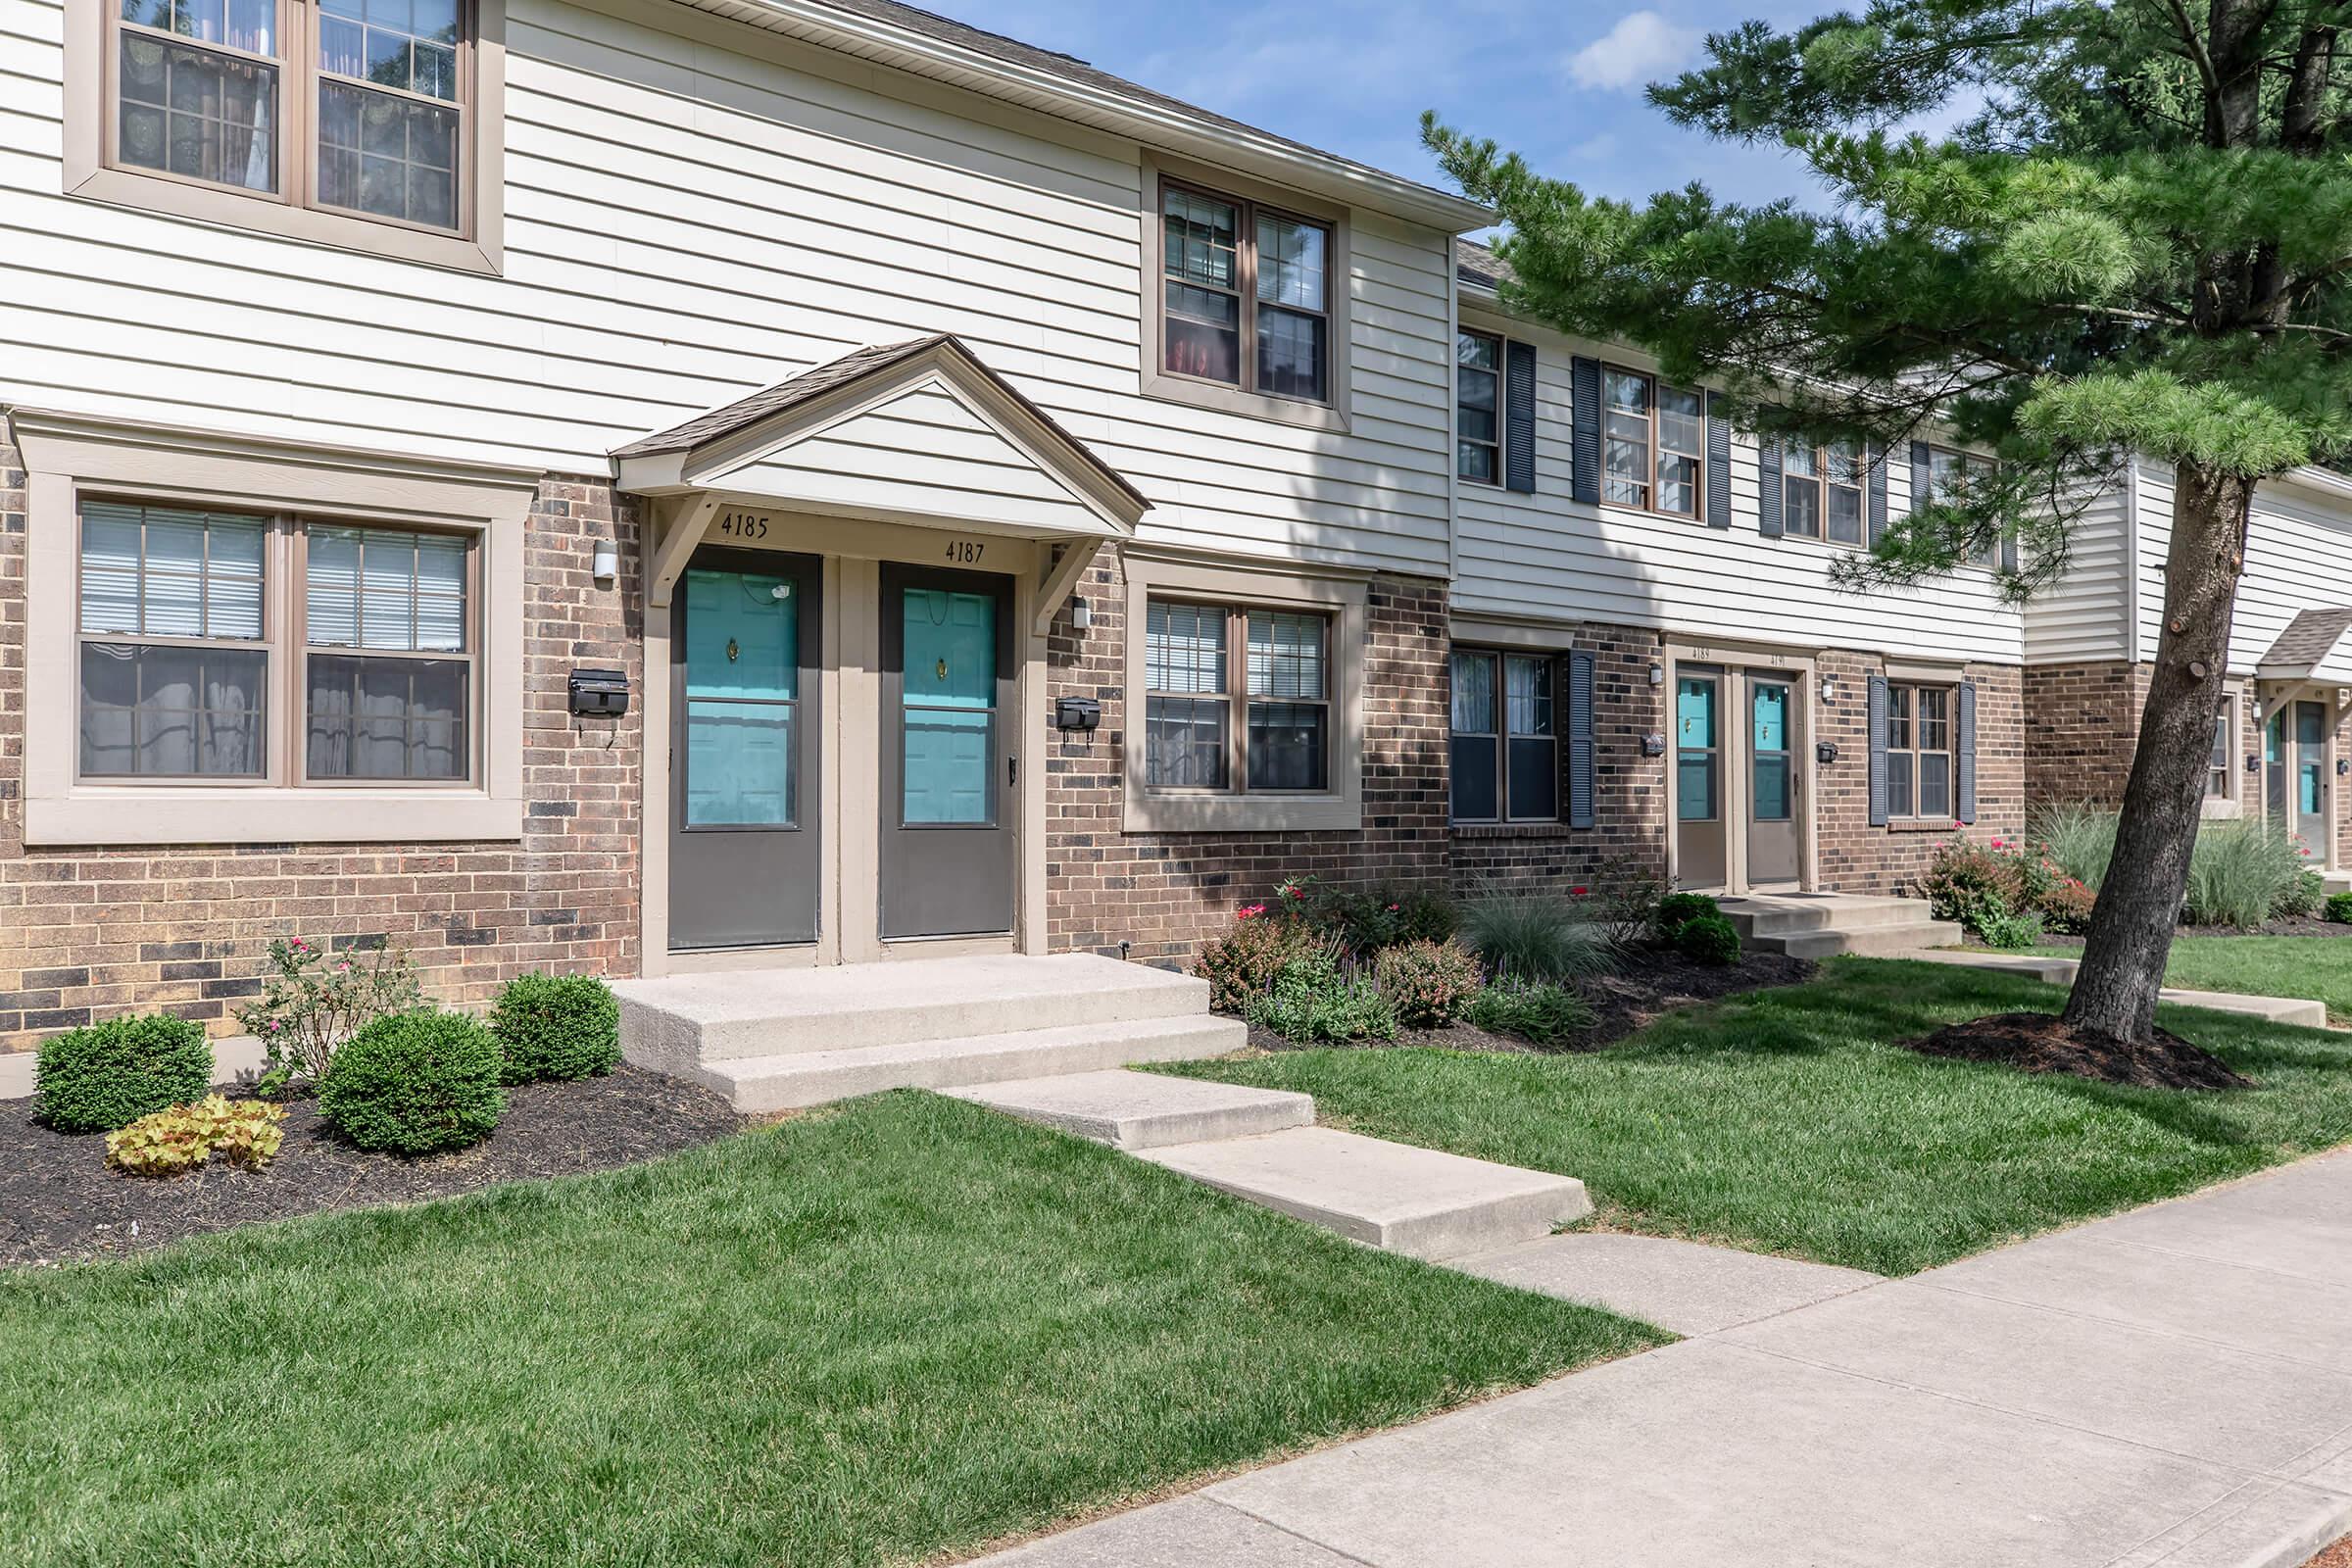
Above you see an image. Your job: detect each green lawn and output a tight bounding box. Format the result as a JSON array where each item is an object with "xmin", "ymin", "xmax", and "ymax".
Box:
[
  {"xmin": 2027, "ymin": 934, "xmax": 2352, "ymax": 1023},
  {"xmin": 1160, "ymin": 958, "xmax": 2352, "ymax": 1276},
  {"xmin": 0, "ymin": 1093, "xmax": 1660, "ymax": 1568}
]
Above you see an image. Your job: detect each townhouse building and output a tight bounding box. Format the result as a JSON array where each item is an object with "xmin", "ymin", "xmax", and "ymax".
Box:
[
  {"xmin": 2024, "ymin": 462, "xmax": 2352, "ymax": 884},
  {"xmin": 1, "ymin": 0, "xmax": 2028, "ymax": 1057}
]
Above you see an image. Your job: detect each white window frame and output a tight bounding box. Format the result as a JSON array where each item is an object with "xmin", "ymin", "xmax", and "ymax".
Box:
[
  {"xmin": 15, "ymin": 410, "xmax": 533, "ymax": 844},
  {"xmin": 1123, "ymin": 555, "xmax": 1365, "ymax": 833},
  {"xmin": 1456, "ymin": 328, "xmax": 1503, "ymax": 486},
  {"xmin": 2204, "ymin": 689, "xmax": 2245, "ymax": 817}
]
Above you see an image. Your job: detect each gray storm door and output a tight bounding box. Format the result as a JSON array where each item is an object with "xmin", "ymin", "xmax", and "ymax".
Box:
[
  {"xmin": 1675, "ymin": 669, "xmax": 1728, "ymax": 889},
  {"xmin": 879, "ymin": 564, "xmax": 1016, "ymax": 940},
  {"xmin": 1747, "ymin": 677, "xmax": 1800, "ymax": 886},
  {"xmin": 669, "ymin": 548, "xmax": 821, "ymax": 951},
  {"xmin": 2297, "ymin": 700, "xmax": 2331, "ymax": 845}
]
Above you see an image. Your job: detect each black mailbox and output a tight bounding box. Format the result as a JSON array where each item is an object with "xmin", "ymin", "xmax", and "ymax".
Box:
[
  {"xmin": 569, "ymin": 666, "xmax": 629, "ymax": 717},
  {"xmin": 1054, "ymin": 696, "xmax": 1102, "ymax": 732},
  {"xmin": 1816, "ymin": 741, "xmax": 1839, "ymax": 764}
]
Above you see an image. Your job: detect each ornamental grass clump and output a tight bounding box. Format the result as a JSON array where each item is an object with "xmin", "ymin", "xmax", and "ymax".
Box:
[
  {"xmin": 1457, "ymin": 890, "xmax": 1615, "ymax": 984},
  {"xmin": 2183, "ymin": 818, "xmax": 2309, "ymax": 928},
  {"xmin": 318, "ymin": 1010, "xmax": 504, "ymax": 1156},
  {"xmin": 490, "ymin": 972, "xmax": 621, "ymax": 1085},
  {"xmin": 1462, "ymin": 978, "xmax": 1595, "ymax": 1048},
  {"xmin": 34, "ymin": 1014, "xmax": 214, "ymax": 1134}
]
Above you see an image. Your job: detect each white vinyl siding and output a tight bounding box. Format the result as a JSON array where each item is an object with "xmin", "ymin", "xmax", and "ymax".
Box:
[
  {"xmin": 2022, "ymin": 475, "xmax": 2135, "ymax": 664},
  {"xmin": 1, "ymin": 0, "xmax": 1454, "ymax": 577},
  {"xmin": 1448, "ymin": 307, "xmax": 2023, "ymax": 663},
  {"xmin": 2126, "ymin": 461, "xmax": 2352, "ymax": 676}
]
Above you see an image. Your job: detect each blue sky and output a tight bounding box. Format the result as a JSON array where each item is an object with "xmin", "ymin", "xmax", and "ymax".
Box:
[{"xmin": 934, "ymin": 1, "xmax": 1837, "ymax": 209}]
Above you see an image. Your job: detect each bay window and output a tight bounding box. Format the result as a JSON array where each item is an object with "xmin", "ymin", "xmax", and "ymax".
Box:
[
  {"xmin": 74, "ymin": 501, "xmax": 476, "ymax": 787},
  {"xmin": 1143, "ymin": 598, "xmax": 1331, "ymax": 794}
]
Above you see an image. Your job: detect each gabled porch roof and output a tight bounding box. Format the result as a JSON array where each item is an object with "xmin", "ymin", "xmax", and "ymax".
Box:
[{"xmin": 2256, "ymin": 608, "xmax": 2352, "ymax": 684}]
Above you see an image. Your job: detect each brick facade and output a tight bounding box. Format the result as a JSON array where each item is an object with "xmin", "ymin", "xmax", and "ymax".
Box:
[
  {"xmin": 0, "ymin": 442, "xmax": 644, "ymax": 1051},
  {"xmin": 1043, "ymin": 549, "xmax": 1450, "ymax": 966},
  {"xmin": 2023, "ymin": 661, "xmax": 2151, "ymax": 808}
]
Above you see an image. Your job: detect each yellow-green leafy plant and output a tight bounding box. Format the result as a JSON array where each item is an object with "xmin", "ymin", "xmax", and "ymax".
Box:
[{"xmin": 104, "ymin": 1094, "xmax": 288, "ymax": 1178}]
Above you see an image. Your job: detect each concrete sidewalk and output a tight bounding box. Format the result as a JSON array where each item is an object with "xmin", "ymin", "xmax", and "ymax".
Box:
[{"xmin": 977, "ymin": 1149, "xmax": 2352, "ymax": 1568}]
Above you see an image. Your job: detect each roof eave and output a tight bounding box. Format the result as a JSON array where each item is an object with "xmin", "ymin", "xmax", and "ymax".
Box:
[{"xmin": 668, "ymin": 0, "xmax": 1494, "ymax": 233}]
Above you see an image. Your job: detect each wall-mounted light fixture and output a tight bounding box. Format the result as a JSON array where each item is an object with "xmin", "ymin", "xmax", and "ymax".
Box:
[
  {"xmin": 1647, "ymin": 663, "xmax": 1664, "ymax": 686},
  {"xmin": 1820, "ymin": 676, "xmax": 1839, "ymax": 705},
  {"xmin": 1070, "ymin": 596, "xmax": 1092, "ymax": 630},
  {"xmin": 591, "ymin": 539, "xmax": 618, "ymax": 585}
]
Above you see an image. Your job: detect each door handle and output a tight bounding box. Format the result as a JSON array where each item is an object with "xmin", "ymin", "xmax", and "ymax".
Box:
[{"xmin": 1007, "ymin": 755, "xmax": 1018, "ymax": 788}]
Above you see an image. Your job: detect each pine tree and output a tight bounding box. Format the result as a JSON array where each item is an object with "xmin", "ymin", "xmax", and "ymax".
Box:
[{"xmin": 1427, "ymin": 0, "xmax": 2352, "ymax": 1046}]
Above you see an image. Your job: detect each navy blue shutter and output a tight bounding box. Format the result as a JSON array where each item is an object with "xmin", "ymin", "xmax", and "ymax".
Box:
[
  {"xmin": 1570, "ymin": 356, "xmax": 1600, "ymax": 506},
  {"xmin": 1868, "ymin": 440, "xmax": 1888, "ymax": 548},
  {"xmin": 1909, "ymin": 440, "xmax": 1933, "ymax": 517},
  {"xmin": 1504, "ymin": 341, "xmax": 1538, "ymax": 494},
  {"xmin": 2000, "ymin": 530, "xmax": 2020, "ymax": 573},
  {"xmin": 1705, "ymin": 394, "xmax": 1731, "ymax": 529},
  {"xmin": 1957, "ymin": 680, "xmax": 1979, "ymax": 825},
  {"xmin": 1867, "ymin": 674, "xmax": 1890, "ymax": 827},
  {"xmin": 1757, "ymin": 436, "xmax": 1783, "ymax": 537},
  {"xmin": 1567, "ymin": 650, "xmax": 1596, "ymax": 828}
]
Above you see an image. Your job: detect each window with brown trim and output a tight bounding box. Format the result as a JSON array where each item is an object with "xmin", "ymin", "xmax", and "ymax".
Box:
[
  {"xmin": 1160, "ymin": 180, "xmax": 1332, "ymax": 404},
  {"xmin": 1783, "ymin": 439, "xmax": 1865, "ymax": 546},
  {"xmin": 1886, "ymin": 683, "xmax": 1952, "ymax": 819},
  {"xmin": 1456, "ymin": 329, "xmax": 1502, "ymax": 484},
  {"xmin": 1600, "ymin": 366, "xmax": 1704, "ymax": 518},
  {"xmin": 1924, "ymin": 445, "xmax": 2001, "ymax": 565},
  {"xmin": 75, "ymin": 499, "xmax": 476, "ymax": 786},
  {"xmin": 106, "ymin": 0, "xmax": 471, "ymax": 236},
  {"xmin": 1448, "ymin": 647, "xmax": 1557, "ymax": 822},
  {"xmin": 1142, "ymin": 598, "xmax": 1331, "ymax": 794}
]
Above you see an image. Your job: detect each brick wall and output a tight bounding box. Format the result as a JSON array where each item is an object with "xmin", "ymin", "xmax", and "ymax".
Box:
[
  {"xmin": 1812, "ymin": 655, "xmax": 2028, "ymax": 895},
  {"xmin": 1448, "ymin": 622, "xmax": 1669, "ymax": 896},
  {"xmin": 0, "ymin": 446, "xmax": 643, "ymax": 1051},
  {"xmin": 1043, "ymin": 549, "xmax": 1450, "ymax": 966},
  {"xmin": 2023, "ymin": 660, "xmax": 2149, "ymax": 808}
]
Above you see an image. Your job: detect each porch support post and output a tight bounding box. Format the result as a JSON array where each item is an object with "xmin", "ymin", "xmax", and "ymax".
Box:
[
  {"xmin": 1032, "ymin": 540, "xmax": 1102, "ymax": 637},
  {"xmin": 646, "ymin": 494, "xmax": 718, "ymax": 610}
]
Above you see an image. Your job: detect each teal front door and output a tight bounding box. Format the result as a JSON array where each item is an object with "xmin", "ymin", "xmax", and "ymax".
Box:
[
  {"xmin": 879, "ymin": 564, "xmax": 1015, "ymax": 938},
  {"xmin": 669, "ymin": 548, "xmax": 821, "ymax": 950}
]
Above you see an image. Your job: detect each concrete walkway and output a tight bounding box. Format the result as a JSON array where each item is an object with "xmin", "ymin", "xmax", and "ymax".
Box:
[
  {"xmin": 975, "ymin": 1149, "xmax": 2352, "ymax": 1568},
  {"xmin": 1890, "ymin": 948, "xmax": 2333, "ymax": 1028}
]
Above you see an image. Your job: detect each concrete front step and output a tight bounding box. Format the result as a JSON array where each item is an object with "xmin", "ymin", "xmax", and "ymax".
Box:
[
  {"xmin": 1141, "ymin": 1127, "xmax": 1592, "ymax": 1262},
  {"xmin": 683, "ymin": 1014, "xmax": 1247, "ymax": 1114},
  {"xmin": 1886, "ymin": 948, "xmax": 2332, "ymax": 1027},
  {"xmin": 947, "ymin": 1069, "xmax": 1313, "ymax": 1150},
  {"xmin": 615, "ymin": 952, "xmax": 1209, "ymax": 1067},
  {"xmin": 1719, "ymin": 895, "xmax": 1943, "ymax": 939},
  {"xmin": 1768, "ymin": 919, "xmax": 1966, "ymax": 959}
]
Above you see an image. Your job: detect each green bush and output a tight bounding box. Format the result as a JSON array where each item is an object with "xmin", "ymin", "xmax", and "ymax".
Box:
[
  {"xmin": 1919, "ymin": 841, "xmax": 2024, "ymax": 940},
  {"xmin": 1196, "ymin": 910, "xmax": 1325, "ymax": 1013},
  {"xmin": 2030, "ymin": 801, "xmax": 2120, "ymax": 890},
  {"xmin": 2183, "ymin": 817, "xmax": 2308, "ymax": 927},
  {"xmin": 33, "ymin": 1014, "xmax": 214, "ymax": 1134},
  {"xmin": 2036, "ymin": 875, "xmax": 2098, "ymax": 935},
  {"xmin": 490, "ymin": 972, "xmax": 621, "ymax": 1085},
  {"xmin": 2278, "ymin": 867, "xmax": 2327, "ymax": 921},
  {"xmin": 1652, "ymin": 892, "xmax": 1721, "ymax": 944},
  {"xmin": 2328, "ymin": 892, "xmax": 2352, "ymax": 924},
  {"xmin": 1979, "ymin": 907, "xmax": 2046, "ymax": 950},
  {"xmin": 1246, "ymin": 955, "xmax": 1396, "ymax": 1045},
  {"xmin": 1676, "ymin": 913, "xmax": 1741, "ymax": 966},
  {"xmin": 1462, "ymin": 979, "xmax": 1595, "ymax": 1048},
  {"xmin": 318, "ymin": 1010, "xmax": 504, "ymax": 1156},
  {"xmin": 1370, "ymin": 938, "xmax": 1483, "ymax": 1028},
  {"xmin": 1457, "ymin": 891, "xmax": 1616, "ymax": 984},
  {"xmin": 1310, "ymin": 885, "xmax": 1460, "ymax": 957}
]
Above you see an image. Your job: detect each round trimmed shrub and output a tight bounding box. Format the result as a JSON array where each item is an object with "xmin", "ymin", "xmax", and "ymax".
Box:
[
  {"xmin": 318, "ymin": 1010, "xmax": 504, "ymax": 1156},
  {"xmin": 1654, "ymin": 892, "xmax": 1722, "ymax": 944},
  {"xmin": 1676, "ymin": 913, "xmax": 1742, "ymax": 967},
  {"xmin": 34, "ymin": 1014, "xmax": 213, "ymax": 1134},
  {"xmin": 490, "ymin": 972, "xmax": 621, "ymax": 1085},
  {"xmin": 1371, "ymin": 938, "xmax": 1484, "ymax": 1028}
]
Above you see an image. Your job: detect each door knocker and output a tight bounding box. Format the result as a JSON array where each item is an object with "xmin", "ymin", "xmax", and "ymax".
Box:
[{"xmin": 937, "ymin": 658, "xmax": 949, "ymax": 680}]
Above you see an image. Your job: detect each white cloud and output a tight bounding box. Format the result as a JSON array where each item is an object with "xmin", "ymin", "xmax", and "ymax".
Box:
[{"xmin": 1565, "ymin": 11, "xmax": 1702, "ymax": 92}]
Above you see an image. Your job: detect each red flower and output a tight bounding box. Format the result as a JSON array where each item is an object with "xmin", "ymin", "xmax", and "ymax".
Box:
[
  {"xmin": 1237, "ymin": 903, "xmax": 1267, "ymax": 920},
  {"xmin": 1570, "ymin": 886, "xmax": 1590, "ymax": 896}
]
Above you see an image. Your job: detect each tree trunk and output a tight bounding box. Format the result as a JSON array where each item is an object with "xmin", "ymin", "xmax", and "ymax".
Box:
[{"xmin": 2062, "ymin": 461, "xmax": 2253, "ymax": 1042}]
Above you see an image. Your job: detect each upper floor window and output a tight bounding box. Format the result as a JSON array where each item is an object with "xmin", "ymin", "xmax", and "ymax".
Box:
[
  {"xmin": 1601, "ymin": 367, "xmax": 1704, "ymax": 518},
  {"xmin": 1922, "ymin": 445, "xmax": 2000, "ymax": 565},
  {"xmin": 1782, "ymin": 440, "xmax": 1865, "ymax": 547},
  {"xmin": 1142, "ymin": 598, "xmax": 1330, "ymax": 794},
  {"xmin": 76, "ymin": 500, "xmax": 475, "ymax": 785},
  {"xmin": 1457, "ymin": 330, "xmax": 1502, "ymax": 484},
  {"xmin": 74, "ymin": 0, "xmax": 500, "ymax": 270},
  {"xmin": 1160, "ymin": 181, "xmax": 1331, "ymax": 404}
]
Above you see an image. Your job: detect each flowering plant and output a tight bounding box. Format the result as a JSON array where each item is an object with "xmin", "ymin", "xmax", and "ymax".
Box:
[{"xmin": 233, "ymin": 935, "xmax": 424, "ymax": 1083}]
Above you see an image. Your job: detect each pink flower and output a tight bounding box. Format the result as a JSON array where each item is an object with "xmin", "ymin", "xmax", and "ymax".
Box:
[
  {"xmin": 1237, "ymin": 904, "xmax": 1267, "ymax": 921},
  {"xmin": 289, "ymin": 938, "xmax": 308, "ymax": 952},
  {"xmin": 1386, "ymin": 903, "xmax": 1399, "ymax": 912},
  {"xmin": 336, "ymin": 960, "xmax": 352, "ymax": 972},
  {"xmin": 1991, "ymin": 838, "xmax": 2005, "ymax": 849}
]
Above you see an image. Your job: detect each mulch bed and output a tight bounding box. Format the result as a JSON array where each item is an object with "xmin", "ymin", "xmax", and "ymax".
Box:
[
  {"xmin": 1, "ymin": 1065, "xmax": 744, "ymax": 1268},
  {"xmin": 1245, "ymin": 949, "xmax": 1817, "ymax": 1055},
  {"xmin": 1905, "ymin": 1010, "xmax": 2251, "ymax": 1091}
]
